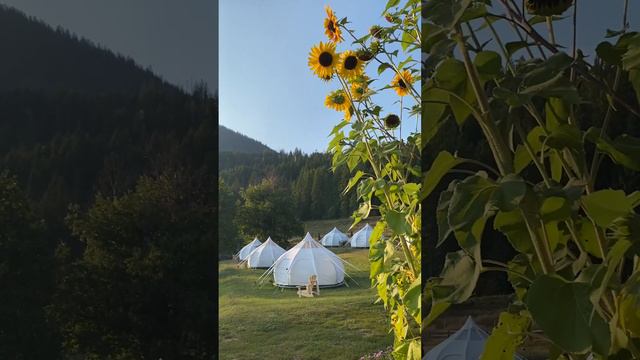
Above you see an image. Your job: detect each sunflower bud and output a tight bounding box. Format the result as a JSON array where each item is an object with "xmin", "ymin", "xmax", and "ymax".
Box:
[
  {"xmin": 356, "ymin": 48, "xmax": 374, "ymax": 62},
  {"xmin": 384, "ymin": 14, "xmax": 396, "ymax": 23},
  {"xmin": 369, "ymin": 25, "xmax": 384, "ymax": 39},
  {"xmin": 526, "ymin": 0, "xmax": 573, "ymax": 16},
  {"xmin": 384, "ymin": 114, "xmax": 400, "ymax": 129},
  {"xmin": 369, "ymin": 40, "xmax": 381, "ymax": 54}
]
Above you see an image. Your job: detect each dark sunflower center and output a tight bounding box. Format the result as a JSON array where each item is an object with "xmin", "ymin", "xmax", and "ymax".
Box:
[
  {"xmin": 319, "ymin": 52, "xmax": 333, "ymax": 67},
  {"xmin": 333, "ymin": 95, "xmax": 345, "ymax": 104},
  {"xmin": 328, "ymin": 21, "xmax": 336, "ymax": 33},
  {"xmin": 398, "ymin": 79, "xmax": 407, "ymax": 88},
  {"xmin": 344, "ymin": 56, "xmax": 358, "ymax": 70}
]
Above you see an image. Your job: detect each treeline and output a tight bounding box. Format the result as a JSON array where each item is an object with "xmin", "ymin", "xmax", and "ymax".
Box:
[{"xmin": 219, "ymin": 150, "xmax": 359, "ymax": 221}]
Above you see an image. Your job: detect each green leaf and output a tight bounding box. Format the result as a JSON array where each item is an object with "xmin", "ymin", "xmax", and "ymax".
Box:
[
  {"xmin": 423, "ymin": 0, "xmax": 472, "ymax": 29},
  {"xmin": 454, "ymin": 215, "xmax": 487, "ymax": 251},
  {"xmin": 436, "ymin": 185, "xmax": 455, "ymax": 246},
  {"xmin": 474, "ymin": 51, "xmax": 502, "ymax": 82},
  {"xmin": 448, "ymin": 172, "xmax": 496, "ymax": 231},
  {"xmin": 403, "ymin": 274, "xmax": 421, "ymax": 323},
  {"xmin": 546, "ymin": 124, "xmax": 583, "ymax": 153},
  {"xmin": 505, "ymin": 41, "xmax": 535, "ymax": 57},
  {"xmin": 596, "ymin": 41, "xmax": 626, "ymax": 66},
  {"xmin": 514, "ymin": 145, "xmax": 532, "ymax": 173},
  {"xmin": 368, "ymin": 221, "xmax": 387, "ymax": 280},
  {"xmin": 582, "ymin": 189, "xmax": 633, "ymax": 228},
  {"xmin": 378, "ymin": 62, "xmax": 392, "ymax": 75},
  {"xmin": 434, "ymin": 58, "xmax": 466, "ymax": 90},
  {"xmin": 494, "ymin": 210, "xmax": 533, "ymax": 254},
  {"xmin": 433, "ymin": 247, "xmax": 481, "ymax": 304},
  {"xmin": 422, "ymin": 151, "xmax": 466, "ymax": 199},
  {"xmin": 545, "ymin": 97, "xmax": 569, "ymax": 130},
  {"xmin": 383, "ymin": 0, "xmax": 401, "ymax": 13},
  {"xmin": 407, "ymin": 339, "xmax": 421, "ymax": 360},
  {"xmin": 385, "ymin": 210, "xmax": 411, "ymax": 235},
  {"xmin": 586, "ymin": 127, "xmax": 640, "ymax": 171},
  {"xmin": 344, "ymin": 170, "xmax": 364, "ymax": 194},
  {"xmin": 575, "ymin": 217, "xmax": 604, "ymax": 259},
  {"xmin": 491, "ymin": 174, "xmax": 527, "ymax": 212},
  {"xmin": 540, "ymin": 196, "xmax": 572, "ymax": 222},
  {"xmin": 481, "ymin": 311, "xmax": 531, "ymax": 360},
  {"xmin": 423, "ymin": 87, "xmax": 449, "ymax": 144},
  {"xmin": 526, "ymin": 275, "xmax": 611, "ymax": 354}
]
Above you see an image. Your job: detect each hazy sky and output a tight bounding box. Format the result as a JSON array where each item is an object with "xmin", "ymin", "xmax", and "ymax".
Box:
[
  {"xmin": 0, "ymin": 0, "xmax": 218, "ymax": 92},
  {"xmin": 219, "ymin": 0, "xmax": 421, "ymax": 153}
]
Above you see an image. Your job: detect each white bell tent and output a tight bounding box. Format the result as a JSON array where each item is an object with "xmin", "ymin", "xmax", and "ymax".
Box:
[
  {"xmin": 423, "ymin": 317, "xmax": 526, "ymax": 360},
  {"xmin": 320, "ymin": 227, "xmax": 349, "ymax": 247},
  {"xmin": 236, "ymin": 238, "xmax": 262, "ymax": 261},
  {"xmin": 259, "ymin": 233, "xmax": 357, "ymax": 288},
  {"xmin": 246, "ymin": 237, "xmax": 286, "ymax": 269},
  {"xmin": 350, "ymin": 223, "xmax": 373, "ymax": 248}
]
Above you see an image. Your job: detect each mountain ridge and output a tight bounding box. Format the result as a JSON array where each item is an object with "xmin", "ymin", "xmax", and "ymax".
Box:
[{"xmin": 219, "ymin": 125, "xmax": 273, "ymax": 154}]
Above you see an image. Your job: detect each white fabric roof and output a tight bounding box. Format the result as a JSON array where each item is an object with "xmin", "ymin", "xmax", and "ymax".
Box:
[
  {"xmin": 246, "ymin": 237, "xmax": 286, "ymax": 268},
  {"xmin": 424, "ymin": 317, "xmax": 526, "ymax": 360},
  {"xmin": 320, "ymin": 227, "xmax": 349, "ymax": 247},
  {"xmin": 350, "ymin": 223, "xmax": 373, "ymax": 248},
  {"xmin": 260, "ymin": 232, "xmax": 348, "ymax": 287},
  {"xmin": 237, "ymin": 238, "xmax": 261, "ymax": 261}
]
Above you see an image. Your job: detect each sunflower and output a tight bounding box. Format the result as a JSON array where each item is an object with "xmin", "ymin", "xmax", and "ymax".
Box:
[
  {"xmin": 308, "ymin": 42, "xmax": 337, "ymax": 79},
  {"xmin": 325, "ymin": 90, "xmax": 350, "ymax": 112},
  {"xmin": 337, "ymin": 50, "xmax": 364, "ymax": 79},
  {"xmin": 384, "ymin": 114, "xmax": 400, "ymax": 129},
  {"xmin": 391, "ymin": 69, "xmax": 413, "ymax": 97},
  {"xmin": 324, "ymin": 6, "xmax": 343, "ymax": 43},
  {"xmin": 350, "ymin": 76, "xmax": 369, "ymax": 101},
  {"xmin": 526, "ymin": 0, "xmax": 573, "ymax": 16}
]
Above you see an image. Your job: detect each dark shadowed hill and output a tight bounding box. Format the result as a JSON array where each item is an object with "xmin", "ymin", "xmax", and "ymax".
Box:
[
  {"xmin": 219, "ymin": 125, "xmax": 273, "ymax": 153},
  {"xmin": 0, "ymin": 4, "xmax": 171, "ymax": 94}
]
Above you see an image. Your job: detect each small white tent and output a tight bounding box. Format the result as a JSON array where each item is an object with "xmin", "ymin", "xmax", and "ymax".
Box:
[
  {"xmin": 260, "ymin": 233, "xmax": 351, "ymax": 288},
  {"xmin": 320, "ymin": 227, "xmax": 349, "ymax": 247},
  {"xmin": 246, "ymin": 237, "xmax": 286, "ymax": 268},
  {"xmin": 423, "ymin": 317, "xmax": 526, "ymax": 360},
  {"xmin": 237, "ymin": 238, "xmax": 262, "ymax": 261},
  {"xmin": 350, "ymin": 223, "xmax": 373, "ymax": 248}
]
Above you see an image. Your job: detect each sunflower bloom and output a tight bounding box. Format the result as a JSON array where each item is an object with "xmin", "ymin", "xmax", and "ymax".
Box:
[
  {"xmin": 325, "ymin": 90, "xmax": 350, "ymax": 112},
  {"xmin": 324, "ymin": 6, "xmax": 343, "ymax": 43},
  {"xmin": 337, "ymin": 50, "xmax": 364, "ymax": 79},
  {"xmin": 350, "ymin": 76, "xmax": 369, "ymax": 101},
  {"xmin": 391, "ymin": 69, "xmax": 413, "ymax": 97},
  {"xmin": 308, "ymin": 42, "xmax": 337, "ymax": 79}
]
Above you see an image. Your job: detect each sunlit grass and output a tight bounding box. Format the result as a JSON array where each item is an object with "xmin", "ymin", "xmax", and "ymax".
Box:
[{"xmin": 218, "ymin": 244, "xmax": 391, "ymax": 360}]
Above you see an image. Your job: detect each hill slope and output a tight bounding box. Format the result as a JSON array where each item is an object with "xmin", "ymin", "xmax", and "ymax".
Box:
[
  {"xmin": 219, "ymin": 125, "xmax": 273, "ymax": 153},
  {"xmin": 0, "ymin": 4, "xmax": 170, "ymax": 94}
]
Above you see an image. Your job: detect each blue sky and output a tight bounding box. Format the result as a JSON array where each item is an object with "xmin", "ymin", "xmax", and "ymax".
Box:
[{"xmin": 219, "ymin": 0, "xmax": 420, "ymax": 154}]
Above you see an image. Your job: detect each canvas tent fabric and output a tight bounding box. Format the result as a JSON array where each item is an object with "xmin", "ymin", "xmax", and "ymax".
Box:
[
  {"xmin": 350, "ymin": 223, "xmax": 373, "ymax": 248},
  {"xmin": 423, "ymin": 317, "xmax": 526, "ymax": 360},
  {"xmin": 237, "ymin": 238, "xmax": 262, "ymax": 261},
  {"xmin": 263, "ymin": 233, "xmax": 347, "ymax": 287},
  {"xmin": 320, "ymin": 227, "xmax": 349, "ymax": 247},
  {"xmin": 246, "ymin": 237, "xmax": 286, "ymax": 268}
]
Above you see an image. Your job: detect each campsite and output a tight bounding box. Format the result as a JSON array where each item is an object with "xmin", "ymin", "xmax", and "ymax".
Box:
[{"xmin": 218, "ymin": 219, "xmax": 392, "ymax": 360}]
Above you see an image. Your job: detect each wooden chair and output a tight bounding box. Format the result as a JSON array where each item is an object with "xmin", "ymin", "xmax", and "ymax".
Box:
[{"xmin": 296, "ymin": 275, "xmax": 320, "ymax": 298}]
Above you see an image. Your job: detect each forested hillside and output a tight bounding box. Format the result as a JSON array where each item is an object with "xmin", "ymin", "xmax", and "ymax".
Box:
[
  {"xmin": 0, "ymin": 4, "xmax": 217, "ymax": 358},
  {"xmin": 219, "ymin": 150, "xmax": 358, "ymax": 221},
  {"xmin": 219, "ymin": 125, "xmax": 273, "ymax": 153}
]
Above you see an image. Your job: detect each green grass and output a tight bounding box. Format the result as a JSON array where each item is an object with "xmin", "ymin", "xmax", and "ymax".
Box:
[{"xmin": 218, "ymin": 247, "xmax": 392, "ymax": 360}]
